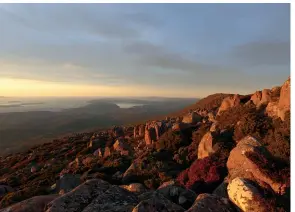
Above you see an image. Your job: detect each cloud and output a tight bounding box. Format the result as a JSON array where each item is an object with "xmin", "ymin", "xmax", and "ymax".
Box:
[
  {"xmin": 231, "ymin": 41, "xmax": 290, "ymax": 66},
  {"xmin": 0, "ymin": 4, "xmax": 290, "ymax": 97}
]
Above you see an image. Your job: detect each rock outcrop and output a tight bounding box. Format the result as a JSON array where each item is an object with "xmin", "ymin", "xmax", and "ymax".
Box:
[
  {"xmin": 217, "ymin": 94, "xmax": 240, "ymax": 116},
  {"xmin": 266, "ymin": 77, "xmax": 290, "ymax": 121},
  {"xmin": 46, "ymin": 179, "xmax": 110, "ymax": 212},
  {"xmin": 227, "ymin": 178, "xmax": 271, "ymax": 212},
  {"xmin": 197, "ymin": 132, "xmax": 218, "ymax": 159},
  {"xmin": 0, "ymin": 77, "xmax": 290, "ymax": 212},
  {"xmin": 182, "ymin": 112, "xmax": 202, "ymax": 125},
  {"xmin": 227, "ymin": 136, "xmax": 287, "ymax": 195}
]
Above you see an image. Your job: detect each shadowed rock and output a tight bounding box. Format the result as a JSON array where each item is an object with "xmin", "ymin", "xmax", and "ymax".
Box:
[
  {"xmin": 0, "ymin": 195, "xmax": 58, "ymax": 212},
  {"xmin": 82, "ymin": 185, "xmax": 138, "ymax": 212},
  {"xmin": 46, "ymin": 179, "xmax": 110, "ymax": 212},
  {"xmin": 186, "ymin": 193, "xmax": 236, "ymax": 212}
]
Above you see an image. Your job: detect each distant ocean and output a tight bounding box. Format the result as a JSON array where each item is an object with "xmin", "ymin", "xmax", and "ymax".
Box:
[{"xmin": 0, "ymin": 97, "xmax": 143, "ymax": 113}]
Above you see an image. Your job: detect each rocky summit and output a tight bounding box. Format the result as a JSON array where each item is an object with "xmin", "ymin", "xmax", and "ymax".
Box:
[{"xmin": 0, "ymin": 77, "xmax": 290, "ymax": 212}]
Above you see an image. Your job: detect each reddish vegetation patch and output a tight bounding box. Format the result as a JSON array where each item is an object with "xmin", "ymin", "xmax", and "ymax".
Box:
[
  {"xmin": 176, "ymin": 154, "xmax": 227, "ymax": 193},
  {"xmin": 245, "ymin": 151, "xmax": 290, "ymax": 186},
  {"xmin": 156, "ymin": 129, "xmax": 191, "ymax": 152},
  {"xmin": 217, "ymin": 102, "xmax": 290, "ymax": 164}
]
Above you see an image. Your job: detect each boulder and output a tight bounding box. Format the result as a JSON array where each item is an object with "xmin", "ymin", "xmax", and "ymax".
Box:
[
  {"xmin": 144, "ymin": 125, "xmax": 157, "ymax": 145},
  {"xmin": 46, "ymin": 179, "xmax": 110, "ymax": 212},
  {"xmin": 132, "ymin": 192, "xmax": 184, "ymax": 212},
  {"xmin": 197, "ymin": 132, "xmax": 218, "ymax": 159},
  {"xmin": 82, "ymin": 185, "xmax": 139, "ymax": 212},
  {"xmin": 121, "ymin": 183, "xmax": 148, "ymax": 195},
  {"xmin": 186, "ymin": 193, "xmax": 236, "ymax": 212},
  {"xmin": 250, "ymin": 91, "xmax": 262, "ymax": 106},
  {"xmin": 217, "ymin": 94, "xmax": 241, "ymax": 116},
  {"xmin": 227, "ymin": 136, "xmax": 287, "ymax": 195},
  {"xmin": 0, "ymin": 195, "xmax": 58, "ymax": 212},
  {"xmin": 56, "ymin": 174, "xmax": 81, "ymax": 194},
  {"xmin": 157, "ymin": 184, "xmax": 196, "ymax": 209},
  {"xmin": 182, "ymin": 112, "xmax": 202, "ymax": 125},
  {"xmin": 227, "ymin": 178, "xmax": 271, "ymax": 212}
]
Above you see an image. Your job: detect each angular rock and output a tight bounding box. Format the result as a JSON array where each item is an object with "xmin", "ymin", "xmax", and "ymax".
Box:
[
  {"xmin": 46, "ymin": 179, "xmax": 110, "ymax": 212},
  {"xmin": 227, "ymin": 136, "xmax": 286, "ymax": 195},
  {"xmin": 82, "ymin": 185, "xmax": 138, "ymax": 212},
  {"xmin": 186, "ymin": 193, "xmax": 235, "ymax": 212},
  {"xmin": 182, "ymin": 112, "xmax": 202, "ymax": 125},
  {"xmin": 217, "ymin": 94, "xmax": 241, "ymax": 116},
  {"xmin": 227, "ymin": 178, "xmax": 271, "ymax": 212},
  {"xmin": 250, "ymin": 91, "xmax": 262, "ymax": 106},
  {"xmin": 144, "ymin": 125, "xmax": 157, "ymax": 146},
  {"xmin": 197, "ymin": 132, "xmax": 218, "ymax": 159}
]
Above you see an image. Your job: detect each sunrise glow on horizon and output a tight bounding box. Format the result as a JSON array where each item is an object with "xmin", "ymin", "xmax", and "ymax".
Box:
[{"xmin": 0, "ymin": 4, "xmax": 290, "ymax": 98}]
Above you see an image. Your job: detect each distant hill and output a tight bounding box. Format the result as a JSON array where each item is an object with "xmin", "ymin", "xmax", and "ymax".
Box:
[{"xmin": 0, "ymin": 97, "xmax": 196, "ymax": 155}]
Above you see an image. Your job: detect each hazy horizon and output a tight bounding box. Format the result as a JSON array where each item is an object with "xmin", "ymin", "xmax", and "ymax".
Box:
[{"xmin": 0, "ymin": 3, "xmax": 290, "ymax": 97}]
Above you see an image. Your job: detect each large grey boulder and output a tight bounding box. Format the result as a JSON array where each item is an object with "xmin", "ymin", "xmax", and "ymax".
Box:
[{"xmin": 46, "ymin": 179, "xmax": 110, "ymax": 212}]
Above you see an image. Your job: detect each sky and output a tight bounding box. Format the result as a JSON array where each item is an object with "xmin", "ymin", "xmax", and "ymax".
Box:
[{"xmin": 0, "ymin": 3, "xmax": 290, "ymax": 98}]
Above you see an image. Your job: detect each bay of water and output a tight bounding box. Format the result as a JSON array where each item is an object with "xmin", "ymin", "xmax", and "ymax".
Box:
[{"xmin": 0, "ymin": 97, "xmax": 145, "ymax": 113}]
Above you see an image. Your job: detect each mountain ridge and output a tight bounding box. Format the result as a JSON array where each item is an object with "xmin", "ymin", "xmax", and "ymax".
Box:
[{"xmin": 0, "ymin": 77, "xmax": 290, "ymax": 212}]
